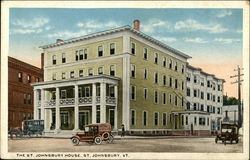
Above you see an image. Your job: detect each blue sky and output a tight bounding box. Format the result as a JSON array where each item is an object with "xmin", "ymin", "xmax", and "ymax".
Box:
[{"xmin": 9, "ymin": 8, "xmax": 243, "ymax": 97}]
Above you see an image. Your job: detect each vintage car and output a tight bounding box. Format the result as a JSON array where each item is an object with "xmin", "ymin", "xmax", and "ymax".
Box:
[
  {"xmin": 71, "ymin": 123, "xmax": 114, "ymax": 145},
  {"xmin": 215, "ymin": 123, "xmax": 239, "ymax": 145}
]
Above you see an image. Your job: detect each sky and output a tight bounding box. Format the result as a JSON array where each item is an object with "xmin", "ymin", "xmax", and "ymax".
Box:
[{"xmin": 9, "ymin": 8, "xmax": 243, "ymax": 98}]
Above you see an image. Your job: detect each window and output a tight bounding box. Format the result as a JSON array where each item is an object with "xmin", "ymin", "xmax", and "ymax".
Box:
[
  {"xmin": 154, "ymin": 112, "xmax": 159, "ymax": 126},
  {"xmin": 27, "ymin": 75, "xmax": 31, "ymax": 83},
  {"xmin": 110, "ymin": 43, "xmax": 115, "ymax": 55},
  {"xmin": 131, "ymin": 85, "xmax": 136, "ymax": 100},
  {"xmin": 207, "ymin": 93, "xmax": 210, "ymax": 100},
  {"xmin": 27, "ymin": 94, "xmax": 31, "ymax": 104},
  {"xmin": 84, "ymin": 49, "xmax": 88, "ymax": 59},
  {"xmin": 201, "ymin": 92, "xmax": 204, "ymax": 99},
  {"xmin": 169, "ymin": 94, "xmax": 172, "ymax": 104},
  {"xmin": 207, "ymin": 105, "xmax": 210, "ymax": 112},
  {"xmin": 194, "ymin": 89, "xmax": 197, "ymax": 97},
  {"xmin": 186, "ymin": 73, "xmax": 191, "ymax": 81},
  {"xmin": 218, "ymin": 85, "xmax": 221, "ymax": 91},
  {"xmin": 110, "ymin": 65, "xmax": 115, "ymax": 76},
  {"xmin": 144, "ymin": 68, "xmax": 148, "ymax": 79},
  {"xmin": 181, "ymin": 97, "xmax": 184, "ymax": 106},
  {"xmin": 79, "ymin": 50, "xmax": 84, "ymax": 60},
  {"xmin": 175, "ymin": 62, "xmax": 178, "ymax": 71},
  {"xmin": 52, "ymin": 73, "xmax": 56, "ymax": 80},
  {"xmin": 70, "ymin": 71, "xmax": 74, "ymax": 78},
  {"xmin": 213, "ymin": 106, "xmax": 215, "ymax": 113},
  {"xmin": 162, "ymin": 92, "xmax": 166, "ymax": 104},
  {"xmin": 169, "ymin": 113, "xmax": 172, "ymax": 123},
  {"xmin": 186, "ymin": 102, "xmax": 190, "ymax": 110},
  {"xmin": 194, "ymin": 117, "xmax": 197, "ymax": 125},
  {"xmin": 185, "ymin": 116, "xmax": 188, "ymax": 125},
  {"xmin": 60, "ymin": 112, "xmax": 69, "ymax": 127},
  {"xmin": 88, "ymin": 68, "xmax": 93, "ymax": 76},
  {"xmin": 98, "ymin": 67, "xmax": 103, "ymax": 75},
  {"xmin": 199, "ymin": 117, "xmax": 206, "ymax": 126},
  {"xmin": 201, "ymin": 78, "xmax": 204, "ymax": 86},
  {"xmin": 174, "ymin": 96, "xmax": 178, "ymax": 106},
  {"xmin": 97, "ymin": 86, "xmax": 100, "ymax": 96},
  {"xmin": 143, "ymin": 111, "xmax": 147, "ymax": 126},
  {"xmin": 154, "ymin": 53, "xmax": 158, "ymax": 64},
  {"xmin": 163, "ymin": 75, "xmax": 166, "ymax": 86},
  {"xmin": 28, "ymin": 113, "xmax": 31, "ymax": 120},
  {"xmin": 187, "ymin": 88, "xmax": 190, "ymax": 96},
  {"xmin": 163, "ymin": 57, "xmax": 167, "ymax": 67},
  {"xmin": 217, "ymin": 108, "xmax": 220, "ymax": 114},
  {"xmin": 169, "ymin": 77, "xmax": 172, "ymax": 87},
  {"xmin": 84, "ymin": 87, "xmax": 90, "ymax": 97},
  {"xmin": 61, "ymin": 90, "xmax": 67, "ymax": 99},
  {"xmin": 143, "ymin": 88, "xmax": 148, "ymax": 100},
  {"xmin": 213, "ymin": 95, "xmax": 215, "ymax": 102},
  {"xmin": 23, "ymin": 94, "xmax": 27, "ymax": 104},
  {"xmin": 109, "ymin": 86, "xmax": 115, "ymax": 97},
  {"xmin": 23, "ymin": 113, "xmax": 26, "ymax": 120},
  {"xmin": 62, "ymin": 53, "xmax": 66, "ymax": 63},
  {"xmin": 163, "ymin": 113, "xmax": 167, "ymax": 126},
  {"xmin": 75, "ymin": 51, "xmax": 79, "ymax": 61},
  {"xmin": 62, "ymin": 72, "xmax": 66, "ymax": 79},
  {"xmin": 194, "ymin": 103, "xmax": 197, "ymax": 110},
  {"xmin": 131, "ymin": 65, "xmax": 136, "ymax": 78},
  {"xmin": 154, "ymin": 72, "xmax": 158, "ymax": 84},
  {"xmin": 143, "ymin": 48, "xmax": 148, "ymax": 60},
  {"xmin": 35, "ymin": 77, "xmax": 40, "ymax": 82},
  {"xmin": 207, "ymin": 80, "xmax": 211, "ymax": 87},
  {"xmin": 79, "ymin": 70, "xmax": 83, "ymax": 77},
  {"xmin": 181, "ymin": 65, "xmax": 184, "ymax": 74},
  {"xmin": 131, "ymin": 43, "xmax": 135, "ymax": 55},
  {"xmin": 181, "ymin": 81, "xmax": 184, "ymax": 90},
  {"xmin": 194, "ymin": 76, "xmax": 197, "ymax": 83},
  {"xmin": 96, "ymin": 110, "xmax": 100, "ymax": 123},
  {"xmin": 175, "ymin": 79, "xmax": 178, "ymax": 89},
  {"xmin": 154, "ymin": 91, "xmax": 158, "ymax": 104},
  {"xmin": 169, "ymin": 59, "xmax": 172, "ymax": 69},
  {"xmin": 217, "ymin": 96, "xmax": 220, "ymax": 103},
  {"xmin": 98, "ymin": 45, "xmax": 103, "ymax": 57},
  {"xmin": 182, "ymin": 115, "xmax": 184, "ymax": 126},
  {"xmin": 207, "ymin": 118, "xmax": 209, "ymax": 126},
  {"xmin": 131, "ymin": 110, "xmax": 136, "ymax": 126},
  {"xmin": 200, "ymin": 104, "xmax": 204, "ymax": 111},
  {"xmin": 18, "ymin": 72, "xmax": 23, "ymax": 82},
  {"xmin": 52, "ymin": 55, "xmax": 56, "ymax": 65}
]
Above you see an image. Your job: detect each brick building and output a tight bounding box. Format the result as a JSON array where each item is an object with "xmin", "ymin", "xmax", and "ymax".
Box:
[{"xmin": 8, "ymin": 56, "xmax": 43, "ymax": 128}]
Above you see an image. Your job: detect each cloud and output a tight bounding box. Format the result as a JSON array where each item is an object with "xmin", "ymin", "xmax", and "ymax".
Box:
[
  {"xmin": 216, "ymin": 10, "xmax": 232, "ymax": 18},
  {"xmin": 214, "ymin": 38, "xmax": 241, "ymax": 44},
  {"xmin": 153, "ymin": 36, "xmax": 177, "ymax": 43},
  {"xmin": 174, "ymin": 19, "xmax": 228, "ymax": 33},
  {"xmin": 76, "ymin": 19, "xmax": 121, "ymax": 29},
  {"xmin": 12, "ymin": 17, "xmax": 49, "ymax": 29},
  {"xmin": 10, "ymin": 28, "xmax": 43, "ymax": 34},
  {"xmin": 183, "ymin": 37, "xmax": 208, "ymax": 43},
  {"xmin": 141, "ymin": 19, "xmax": 171, "ymax": 33},
  {"xmin": 47, "ymin": 29, "xmax": 94, "ymax": 39}
]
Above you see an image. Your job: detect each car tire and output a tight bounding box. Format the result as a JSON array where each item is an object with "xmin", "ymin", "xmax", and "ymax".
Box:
[
  {"xmin": 102, "ymin": 132, "xmax": 110, "ymax": 140},
  {"xmin": 71, "ymin": 138, "xmax": 80, "ymax": 146},
  {"xmin": 94, "ymin": 136, "xmax": 102, "ymax": 145},
  {"xmin": 107, "ymin": 135, "xmax": 114, "ymax": 143},
  {"xmin": 236, "ymin": 139, "xmax": 239, "ymax": 144}
]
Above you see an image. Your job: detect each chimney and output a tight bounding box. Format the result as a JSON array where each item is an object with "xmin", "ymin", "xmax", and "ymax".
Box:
[
  {"xmin": 133, "ymin": 20, "xmax": 140, "ymax": 31},
  {"xmin": 56, "ymin": 39, "xmax": 63, "ymax": 43},
  {"xmin": 41, "ymin": 53, "xmax": 44, "ymax": 70}
]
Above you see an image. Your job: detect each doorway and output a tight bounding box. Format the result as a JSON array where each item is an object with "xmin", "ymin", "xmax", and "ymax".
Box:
[
  {"xmin": 109, "ymin": 109, "xmax": 115, "ymax": 128},
  {"xmin": 79, "ymin": 111, "xmax": 89, "ymax": 130}
]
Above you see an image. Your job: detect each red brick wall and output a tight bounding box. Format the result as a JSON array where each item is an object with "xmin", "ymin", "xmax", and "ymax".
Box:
[{"xmin": 8, "ymin": 57, "xmax": 43, "ymax": 128}]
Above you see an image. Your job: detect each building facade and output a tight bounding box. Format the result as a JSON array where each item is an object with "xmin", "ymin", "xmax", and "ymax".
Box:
[
  {"xmin": 183, "ymin": 65, "xmax": 225, "ymax": 135},
  {"xmin": 32, "ymin": 20, "xmax": 191, "ymax": 136},
  {"xmin": 8, "ymin": 56, "xmax": 43, "ymax": 128}
]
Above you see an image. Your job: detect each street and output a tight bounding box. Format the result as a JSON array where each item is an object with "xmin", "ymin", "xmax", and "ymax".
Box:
[{"xmin": 8, "ymin": 136, "xmax": 243, "ymax": 153}]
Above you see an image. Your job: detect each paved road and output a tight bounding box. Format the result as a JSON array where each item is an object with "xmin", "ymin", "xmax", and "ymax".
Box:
[{"xmin": 8, "ymin": 137, "xmax": 243, "ymax": 153}]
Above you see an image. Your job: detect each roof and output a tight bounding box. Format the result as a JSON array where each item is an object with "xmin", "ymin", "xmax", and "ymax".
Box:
[
  {"xmin": 40, "ymin": 25, "xmax": 191, "ymax": 59},
  {"xmin": 187, "ymin": 64, "xmax": 225, "ymax": 82}
]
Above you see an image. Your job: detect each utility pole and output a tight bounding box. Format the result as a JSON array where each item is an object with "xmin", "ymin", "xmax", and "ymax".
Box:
[{"xmin": 230, "ymin": 65, "xmax": 244, "ymax": 129}]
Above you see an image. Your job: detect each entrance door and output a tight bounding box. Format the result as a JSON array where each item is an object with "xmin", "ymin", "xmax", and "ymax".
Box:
[
  {"xmin": 174, "ymin": 115, "xmax": 178, "ymax": 129},
  {"xmin": 109, "ymin": 109, "xmax": 115, "ymax": 128},
  {"xmin": 79, "ymin": 112, "xmax": 89, "ymax": 130}
]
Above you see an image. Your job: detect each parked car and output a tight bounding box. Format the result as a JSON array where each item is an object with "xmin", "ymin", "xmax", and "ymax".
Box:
[
  {"xmin": 71, "ymin": 123, "xmax": 114, "ymax": 145},
  {"xmin": 215, "ymin": 123, "xmax": 239, "ymax": 145},
  {"xmin": 22, "ymin": 120, "xmax": 44, "ymax": 136}
]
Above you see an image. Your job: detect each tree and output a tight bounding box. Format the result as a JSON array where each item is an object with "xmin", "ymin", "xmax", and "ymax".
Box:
[{"xmin": 223, "ymin": 95, "xmax": 238, "ymax": 105}]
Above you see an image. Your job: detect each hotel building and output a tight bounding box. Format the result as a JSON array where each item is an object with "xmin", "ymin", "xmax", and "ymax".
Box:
[{"xmin": 31, "ymin": 20, "xmax": 192, "ymax": 136}]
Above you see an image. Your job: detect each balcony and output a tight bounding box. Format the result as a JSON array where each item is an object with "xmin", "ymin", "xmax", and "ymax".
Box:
[{"xmin": 42, "ymin": 96, "xmax": 116, "ymax": 107}]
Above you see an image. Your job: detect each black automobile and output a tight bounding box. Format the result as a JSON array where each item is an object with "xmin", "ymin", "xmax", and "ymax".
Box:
[
  {"xmin": 215, "ymin": 123, "xmax": 239, "ymax": 145},
  {"xmin": 22, "ymin": 120, "xmax": 44, "ymax": 136}
]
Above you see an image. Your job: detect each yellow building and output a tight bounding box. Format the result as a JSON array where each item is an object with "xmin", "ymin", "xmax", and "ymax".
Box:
[{"xmin": 32, "ymin": 20, "xmax": 191, "ymax": 136}]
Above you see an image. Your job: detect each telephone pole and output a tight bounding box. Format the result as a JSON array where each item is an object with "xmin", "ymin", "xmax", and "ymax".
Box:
[{"xmin": 230, "ymin": 65, "xmax": 243, "ymax": 128}]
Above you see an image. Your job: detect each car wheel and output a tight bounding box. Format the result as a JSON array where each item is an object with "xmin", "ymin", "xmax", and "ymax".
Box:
[
  {"xmin": 215, "ymin": 138, "xmax": 218, "ymax": 143},
  {"xmin": 94, "ymin": 136, "xmax": 102, "ymax": 145},
  {"xmin": 236, "ymin": 139, "xmax": 239, "ymax": 144},
  {"xmin": 107, "ymin": 135, "xmax": 114, "ymax": 143},
  {"xmin": 71, "ymin": 138, "xmax": 80, "ymax": 146},
  {"xmin": 27, "ymin": 131, "xmax": 32, "ymax": 137},
  {"xmin": 102, "ymin": 132, "xmax": 110, "ymax": 140}
]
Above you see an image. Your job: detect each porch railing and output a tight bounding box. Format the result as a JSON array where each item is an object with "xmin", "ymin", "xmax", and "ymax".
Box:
[
  {"xmin": 60, "ymin": 98, "xmax": 75, "ymax": 106},
  {"xmin": 106, "ymin": 96, "xmax": 116, "ymax": 105},
  {"xmin": 79, "ymin": 97, "xmax": 92, "ymax": 105}
]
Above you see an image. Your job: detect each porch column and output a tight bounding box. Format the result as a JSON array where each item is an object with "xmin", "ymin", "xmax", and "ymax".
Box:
[
  {"xmin": 33, "ymin": 89, "xmax": 38, "ymax": 120},
  {"xmin": 74, "ymin": 85, "xmax": 79, "ymax": 130},
  {"xmin": 40, "ymin": 89, "xmax": 45, "ymax": 120},
  {"xmin": 55, "ymin": 87, "xmax": 60, "ymax": 132},
  {"xmin": 114, "ymin": 85, "xmax": 118, "ymax": 130},
  {"xmin": 92, "ymin": 83, "xmax": 97, "ymax": 124},
  {"xmin": 100, "ymin": 82, "xmax": 106, "ymax": 123}
]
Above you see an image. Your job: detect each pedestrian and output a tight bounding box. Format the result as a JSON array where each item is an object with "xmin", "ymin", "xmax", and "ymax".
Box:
[{"xmin": 121, "ymin": 124, "xmax": 125, "ymax": 137}]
